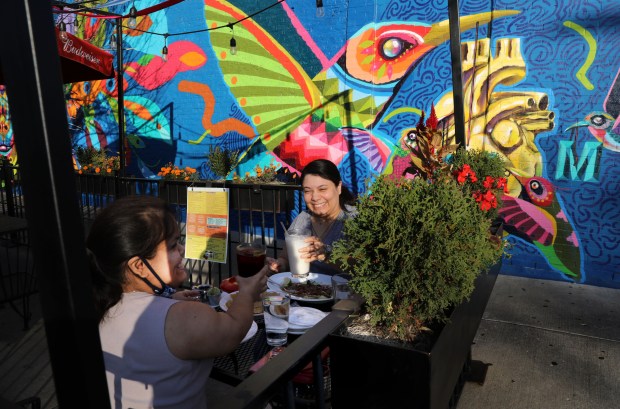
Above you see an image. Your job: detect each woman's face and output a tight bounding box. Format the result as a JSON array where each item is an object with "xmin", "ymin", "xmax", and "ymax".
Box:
[
  {"xmin": 147, "ymin": 233, "xmax": 187, "ymax": 288},
  {"xmin": 302, "ymin": 174, "xmax": 342, "ymax": 219}
]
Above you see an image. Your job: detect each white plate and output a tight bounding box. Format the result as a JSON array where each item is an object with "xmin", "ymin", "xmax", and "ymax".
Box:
[
  {"xmin": 267, "ymin": 272, "xmax": 333, "ymax": 303},
  {"xmin": 242, "ymin": 321, "xmax": 258, "ymax": 343},
  {"xmin": 219, "ymin": 291, "xmax": 263, "ymax": 315},
  {"xmin": 289, "ymin": 307, "xmax": 327, "ymax": 328}
]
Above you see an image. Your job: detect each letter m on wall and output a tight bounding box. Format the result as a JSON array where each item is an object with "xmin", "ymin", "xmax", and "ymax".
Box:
[{"xmin": 555, "ymin": 140, "xmax": 602, "ymax": 182}]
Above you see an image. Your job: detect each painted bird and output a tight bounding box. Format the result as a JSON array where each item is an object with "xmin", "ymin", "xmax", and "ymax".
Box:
[
  {"xmin": 499, "ymin": 171, "xmax": 583, "ymax": 282},
  {"xmin": 566, "ymin": 111, "xmax": 620, "ymax": 152},
  {"xmin": 205, "ymin": 0, "xmax": 519, "ymax": 187}
]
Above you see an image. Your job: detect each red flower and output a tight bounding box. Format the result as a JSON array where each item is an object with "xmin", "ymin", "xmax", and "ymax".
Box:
[
  {"xmin": 455, "ymin": 164, "xmax": 478, "ymax": 184},
  {"xmin": 483, "ymin": 176, "xmax": 494, "ymax": 190},
  {"xmin": 473, "ymin": 190, "xmax": 497, "ymax": 211}
]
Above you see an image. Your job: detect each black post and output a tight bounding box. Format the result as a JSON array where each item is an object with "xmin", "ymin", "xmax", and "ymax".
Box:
[
  {"xmin": 0, "ymin": 2, "xmax": 110, "ymax": 408},
  {"xmin": 116, "ymin": 17, "xmax": 126, "ymax": 177},
  {"xmin": 448, "ymin": 0, "xmax": 467, "ymax": 148}
]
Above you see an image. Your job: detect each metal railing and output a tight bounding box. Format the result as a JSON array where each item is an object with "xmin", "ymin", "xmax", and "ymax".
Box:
[
  {"xmin": 1, "ymin": 160, "xmax": 305, "ymax": 287},
  {"xmin": 212, "ymin": 299, "xmax": 362, "ymax": 409},
  {"xmin": 1, "ymin": 160, "xmax": 370, "ymax": 408}
]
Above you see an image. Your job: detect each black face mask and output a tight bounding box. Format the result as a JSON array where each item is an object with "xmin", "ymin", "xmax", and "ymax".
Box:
[{"xmin": 134, "ymin": 257, "xmax": 176, "ymax": 298}]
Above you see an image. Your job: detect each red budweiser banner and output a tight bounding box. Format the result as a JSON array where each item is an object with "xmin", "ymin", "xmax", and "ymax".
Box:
[{"xmin": 55, "ymin": 28, "xmax": 115, "ymax": 83}]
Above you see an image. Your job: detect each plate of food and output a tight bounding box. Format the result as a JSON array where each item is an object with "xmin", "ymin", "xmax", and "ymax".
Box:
[
  {"xmin": 219, "ymin": 291, "xmax": 281, "ymax": 315},
  {"xmin": 220, "ymin": 291, "xmax": 263, "ymax": 315},
  {"xmin": 267, "ymin": 272, "xmax": 333, "ymax": 302}
]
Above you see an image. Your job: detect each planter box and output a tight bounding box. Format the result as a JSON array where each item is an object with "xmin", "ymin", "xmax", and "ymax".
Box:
[
  {"xmin": 329, "ymin": 261, "xmax": 501, "ymax": 409},
  {"xmin": 158, "ymin": 181, "xmax": 188, "ymax": 205},
  {"xmin": 229, "ymin": 184, "xmax": 297, "ymax": 213}
]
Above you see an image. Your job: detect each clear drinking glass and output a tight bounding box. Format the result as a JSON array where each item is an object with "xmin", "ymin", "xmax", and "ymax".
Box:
[
  {"xmin": 262, "ymin": 292, "xmax": 290, "ymax": 346},
  {"xmin": 236, "ymin": 242, "xmax": 266, "ymax": 277},
  {"xmin": 332, "ymin": 273, "xmax": 352, "ymax": 303}
]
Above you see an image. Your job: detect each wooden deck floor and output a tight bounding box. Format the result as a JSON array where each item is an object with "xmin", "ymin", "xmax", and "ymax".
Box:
[{"xmin": 0, "ymin": 298, "xmax": 57, "ymax": 408}]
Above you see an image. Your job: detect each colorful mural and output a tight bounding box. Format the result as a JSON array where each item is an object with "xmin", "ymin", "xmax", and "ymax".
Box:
[{"xmin": 4, "ymin": 0, "xmax": 620, "ymax": 288}]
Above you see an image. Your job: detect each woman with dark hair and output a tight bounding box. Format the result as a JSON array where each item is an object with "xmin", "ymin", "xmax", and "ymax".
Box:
[
  {"xmin": 268, "ymin": 159, "xmax": 357, "ymax": 276},
  {"xmin": 87, "ymin": 195, "xmax": 267, "ymax": 408}
]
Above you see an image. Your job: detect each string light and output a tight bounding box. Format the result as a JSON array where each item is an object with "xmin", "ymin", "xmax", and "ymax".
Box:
[
  {"xmin": 127, "ymin": 4, "xmax": 138, "ymax": 29},
  {"xmin": 54, "ymin": 0, "xmax": 287, "ymax": 55},
  {"xmin": 59, "ymin": 21, "xmax": 68, "ymax": 41},
  {"xmin": 109, "ymin": 32, "xmax": 116, "ymax": 46},
  {"xmin": 229, "ymin": 24, "xmax": 237, "ymax": 55},
  {"xmin": 316, "ymin": 0, "xmax": 325, "ymax": 17},
  {"xmin": 162, "ymin": 34, "xmax": 169, "ymax": 62}
]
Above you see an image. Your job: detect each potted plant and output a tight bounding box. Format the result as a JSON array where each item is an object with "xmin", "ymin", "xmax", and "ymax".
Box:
[
  {"xmin": 205, "ymin": 286, "xmax": 222, "ymax": 307},
  {"xmin": 157, "ymin": 162, "xmax": 199, "ymax": 205},
  {"xmin": 74, "ymin": 146, "xmax": 120, "ymax": 196},
  {"xmin": 206, "ymin": 146, "xmax": 240, "ymax": 181},
  {"xmin": 328, "ymin": 112, "xmax": 508, "ymax": 409},
  {"xmin": 229, "ymin": 162, "xmax": 298, "ymax": 213}
]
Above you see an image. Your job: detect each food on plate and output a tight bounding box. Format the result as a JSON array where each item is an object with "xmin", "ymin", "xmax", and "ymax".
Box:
[
  {"xmin": 220, "ymin": 276, "xmax": 239, "ymax": 293},
  {"xmin": 224, "ymin": 291, "xmax": 267, "ymax": 314},
  {"xmin": 281, "ymin": 280, "xmax": 332, "ymax": 299}
]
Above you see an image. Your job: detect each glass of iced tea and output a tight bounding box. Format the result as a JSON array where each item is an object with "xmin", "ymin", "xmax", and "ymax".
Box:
[{"xmin": 236, "ymin": 242, "xmax": 267, "ymax": 277}]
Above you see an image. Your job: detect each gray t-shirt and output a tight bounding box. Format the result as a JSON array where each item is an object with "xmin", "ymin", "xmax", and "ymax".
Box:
[{"xmin": 288, "ymin": 204, "xmax": 357, "ymax": 276}]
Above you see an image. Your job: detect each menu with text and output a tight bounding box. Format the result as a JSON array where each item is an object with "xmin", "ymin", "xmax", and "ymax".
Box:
[{"xmin": 185, "ymin": 187, "xmax": 229, "ymax": 263}]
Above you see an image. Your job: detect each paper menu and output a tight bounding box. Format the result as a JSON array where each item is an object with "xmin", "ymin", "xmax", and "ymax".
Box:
[{"xmin": 185, "ymin": 187, "xmax": 229, "ymax": 262}]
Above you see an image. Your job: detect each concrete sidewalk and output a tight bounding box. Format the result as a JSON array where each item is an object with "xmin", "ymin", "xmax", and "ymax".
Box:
[
  {"xmin": 1, "ymin": 274, "xmax": 619, "ymax": 408},
  {"xmin": 457, "ymin": 275, "xmax": 620, "ymax": 409}
]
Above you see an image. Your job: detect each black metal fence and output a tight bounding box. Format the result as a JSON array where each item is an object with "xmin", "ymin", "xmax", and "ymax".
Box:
[{"xmin": 1, "ymin": 158, "xmax": 305, "ymax": 287}]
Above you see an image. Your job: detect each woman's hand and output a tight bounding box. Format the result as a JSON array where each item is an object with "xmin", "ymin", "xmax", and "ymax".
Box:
[
  {"xmin": 171, "ymin": 289, "xmax": 201, "ymax": 301},
  {"xmin": 300, "ymin": 236, "xmax": 330, "ymax": 262},
  {"xmin": 266, "ymin": 256, "xmax": 284, "ymax": 273},
  {"xmin": 236, "ymin": 265, "xmax": 269, "ymax": 302}
]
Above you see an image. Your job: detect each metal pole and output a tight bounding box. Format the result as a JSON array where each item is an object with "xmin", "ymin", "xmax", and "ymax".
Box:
[
  {"xmin": 116, "ymin": 17, "xmax": 126, "ymax": 177},
  {"xmin": 448, "ymin": 0, "xmax": 467, "ymax": 148},
  {"xmin": 0, "ymin": 1, "xmax": 110, "ymax": 407}
]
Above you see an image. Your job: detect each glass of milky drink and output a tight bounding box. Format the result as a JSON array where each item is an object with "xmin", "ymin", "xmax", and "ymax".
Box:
[{"xmin": 285, "ymin": 228, "xmax": 311, "ymax": 279}]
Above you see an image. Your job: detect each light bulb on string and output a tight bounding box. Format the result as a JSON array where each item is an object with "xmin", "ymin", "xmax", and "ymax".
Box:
[
  {"xmin": 109, "ymin": 32, "xmax": 117, "ymax": 47},
  {"xmin": 162, "ymin": 34, "xmax": 169, "ymax": 62},
  {"xmin": 316, "ymin": 0, "xmax": 325, "ymax": 17},
  {"xmin": 128, "ymin": 5, "xmax": 138, "ymax": 29},
  {"xmin": 229, "ymin": 24, "xmax": 237, "ymax": 55},
  {"xmin": 59, "ymin": 21, "xmax": 68, "ymax": 42}
]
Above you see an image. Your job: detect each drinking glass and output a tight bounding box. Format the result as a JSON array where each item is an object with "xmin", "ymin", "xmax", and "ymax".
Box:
[
  {"xmin": 285, "ymin": 228, "xmax": 311, "ymax": 278},
  {"xmin": 332, "ymin": 273, "xmax": 352, "ymax": 303},
  {"xmin": 262, "ymin": 292, "xmax": 290, "ymax": 346},
  {"xmin": 236, "ymin": 242, "xmax": 266, "ymax": 277}
]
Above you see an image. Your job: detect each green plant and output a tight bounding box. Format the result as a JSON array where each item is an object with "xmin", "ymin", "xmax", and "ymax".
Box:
[
  {"xmin": 74, "ymin": 146, "xmax": 120, "ymax": 175},
  {"xmin": 207, "ymin": 146, "xmax": 239, "ymax": 179},
  {"xmin": 157, "ymin": 163, "xmax": 199, "ymax": 181},
  {"xmin": 233, "ymin": 162, "xmax": 281, "ymax": 184},
  {"xmin": 330, "ymin": 112, "xmax": 507, "ymax": 343}
]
